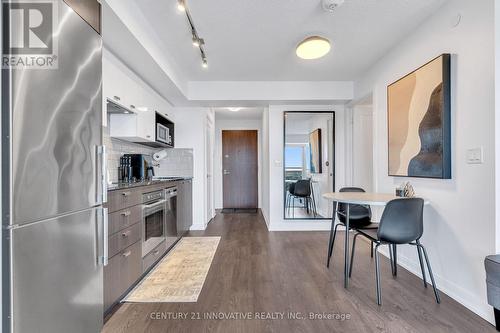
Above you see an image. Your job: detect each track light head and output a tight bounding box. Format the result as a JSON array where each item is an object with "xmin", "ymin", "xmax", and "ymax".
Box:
[
  {"xmin": 202, "ymin": 58, "xmax": 208, "ymax": 68},
  {"xmin": 177, "ymin": 0, "xmax": 186, "ymax": 12},
  {"xmin": 192, "ymin": 36, "xmax": 200, "ymax": 47}
]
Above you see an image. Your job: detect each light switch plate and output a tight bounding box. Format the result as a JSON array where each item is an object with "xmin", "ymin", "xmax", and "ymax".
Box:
[{"xmin": 466, "ymin": 147, "xmax": 483, "ymax": 164}]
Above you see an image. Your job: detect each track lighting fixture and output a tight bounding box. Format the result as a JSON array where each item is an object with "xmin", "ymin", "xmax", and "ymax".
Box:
[{"xmin": 177, "ymin": 0, "xmax": 208, "ymax": 69}]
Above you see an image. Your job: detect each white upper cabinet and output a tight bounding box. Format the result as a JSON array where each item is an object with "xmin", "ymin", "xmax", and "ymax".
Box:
[{"xmin": 103, "ymin": 49, "xmax": 175, "ymax": 147}]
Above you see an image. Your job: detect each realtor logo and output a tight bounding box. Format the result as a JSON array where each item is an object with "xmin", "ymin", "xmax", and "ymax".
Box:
[{"xmin": 2, "ymin": 0, "xmax": 58, "ymax": 69}]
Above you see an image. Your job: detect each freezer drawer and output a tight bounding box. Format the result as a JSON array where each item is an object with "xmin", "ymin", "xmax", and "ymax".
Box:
[{"xmin": 8, "ymin": 208, "xmax": 104, "ymax": 333}]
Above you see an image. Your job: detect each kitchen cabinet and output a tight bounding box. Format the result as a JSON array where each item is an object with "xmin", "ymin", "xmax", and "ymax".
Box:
[
  {"xmin": 104, "ymin": 188, "xmax": 143, "ymax": 313},
  {"xmin": 104, "ymin": 241, "xmax": 142, "ymax": 311},
  {"xmin": 104, "ymin": 180, "xmax": 192, "ymax": 314},
  {"xmin": 103, "ymin": 49, "xmax": 176, "ymax": 144},
  {"xmin": 177, "ymin": 180, "xmax": 193, "ymax": 236}
]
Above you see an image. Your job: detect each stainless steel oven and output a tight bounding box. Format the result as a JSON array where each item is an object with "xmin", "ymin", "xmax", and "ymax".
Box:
[{"xmin": 142, "ymin": 190, "xmax": 166, "ymax": 256}]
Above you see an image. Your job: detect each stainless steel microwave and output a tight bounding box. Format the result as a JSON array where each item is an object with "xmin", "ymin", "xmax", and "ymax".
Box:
[{"xmin": 156, "ymin": 123, "xmax": 171, "ymax": 145}]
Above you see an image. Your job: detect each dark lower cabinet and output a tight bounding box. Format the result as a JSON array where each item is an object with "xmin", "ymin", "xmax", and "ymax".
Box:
[
  {"xmin": 177, "ymin": 180, "xmax": 193, "ymax": 236},
  {"xmin": 104, "ymin": 180, "xmax": 193, "ymax": 314},
  {"xmin": 104, "ymin": 241, "xmax": 141, "ymax": 311}
]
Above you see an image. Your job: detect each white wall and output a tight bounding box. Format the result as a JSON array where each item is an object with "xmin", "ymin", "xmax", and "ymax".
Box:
[
  {"xmin": 261, "ymin": 109, "xmax": 270, "ymax": 225},
  {"xmin": 267, "ymin": 105, "xmax": 347, "ymax": 231},
  {"xmin": 174, "ymin": 107, "xmax": 210, "ymax": 230},
  {"xmin": 355, "ymin": 0, "xmax": 495, "ymax": 322},
  {"xmin": 213, "ymin": 118, "xmax": 263, "ymax": 209}
]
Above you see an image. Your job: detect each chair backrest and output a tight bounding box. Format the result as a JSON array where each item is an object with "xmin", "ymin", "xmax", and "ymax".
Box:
[
  {"xmin": 293, "ymin": 179, "xmax": 311, "ymax": 197},
  {"xmin": 337, "ymin": 187, "xmax": 372, "ymax": 222},
  {"xmin": 288, "ymin": 183, "xmax": 296, "ymax": 195},
  {"xmin": 377, "ymin": 198, "xmax": 424, "ymax": 244}
]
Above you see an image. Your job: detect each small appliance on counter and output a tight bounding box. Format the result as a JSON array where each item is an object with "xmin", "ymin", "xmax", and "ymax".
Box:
[{"xmin": 119, "ymin": 154, "xmax": 154, "ymax": 182}]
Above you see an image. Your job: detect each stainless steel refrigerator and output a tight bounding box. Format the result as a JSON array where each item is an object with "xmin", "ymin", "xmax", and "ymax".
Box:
[{"xmin": 2, "ymin": 1, "xmax": 106, "ymax": 332}]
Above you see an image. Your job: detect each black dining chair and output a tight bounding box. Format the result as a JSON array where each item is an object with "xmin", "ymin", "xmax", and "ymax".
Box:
[
  {"xmin": 289, "ymin": 179, "xmax": 317, "ymax": 218},
  {"xmin": 350, "ymin": 198, "xmax": 440, "ymax": 305},
  {"xmin": 286, "ymin": 182, "xmax": 296, "ymax": 215},
  {"xmin": 327, "ymin": 187, "xmax": 379, "ymax": 268}
]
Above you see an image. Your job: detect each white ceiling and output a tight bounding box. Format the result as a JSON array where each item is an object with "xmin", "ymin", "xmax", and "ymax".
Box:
[
  {"xmin": 214, "ymin": 107, "xmax": 264, "ymax": 120},
  {"xmin": 135, "ymin": 0, "xmax": 448, "ymax": 82}
]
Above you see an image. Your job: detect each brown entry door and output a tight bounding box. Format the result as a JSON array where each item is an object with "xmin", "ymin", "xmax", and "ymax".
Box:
[{"xmin": 222, "ymin": 130, "xmax": 258, "ymax": 209}]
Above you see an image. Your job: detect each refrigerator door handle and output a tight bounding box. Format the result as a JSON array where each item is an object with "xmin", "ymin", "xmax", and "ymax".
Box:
[
  {"xmin": 102, "ymin": 207, "xmax": 109, "ymax": 266},
  {"xmin": 96, "ymin": 145, "xmax": 108, "ymax": 204}
]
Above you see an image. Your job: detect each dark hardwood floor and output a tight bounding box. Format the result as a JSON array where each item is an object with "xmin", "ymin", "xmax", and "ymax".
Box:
[{"xmin": 103, "ymin": 212, "xmax": 494, "ymax": 333}]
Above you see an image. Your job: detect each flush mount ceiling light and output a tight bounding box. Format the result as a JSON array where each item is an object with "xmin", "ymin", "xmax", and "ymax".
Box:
[
  {"xmin": 296, "ymin": 36, "xmax": 331, "ymax": 60},
  {"xmin": 227, "ymin": 107, "xmax": 242, "ymax": 112}
]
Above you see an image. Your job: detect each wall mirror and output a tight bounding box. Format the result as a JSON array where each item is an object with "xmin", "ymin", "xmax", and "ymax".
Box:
[{"xmin": 284, "ymin": 111, "xmax": 335, "ymax": 220}]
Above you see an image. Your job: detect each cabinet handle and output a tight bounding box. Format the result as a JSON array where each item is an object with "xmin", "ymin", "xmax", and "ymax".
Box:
[
  {"xmin": 122, "ymin": 231, "xmax": 131, "ymax": 237},
  {"xmin": 122, "ymin": 250, "xmax": 131, "ymax": 258},
  {"xmin": 113, "ymin": 95, "xmax": 121, "ymax": 101},
  {"xmin": 122, "ymin": 192, "xmax": 131, "ymax": 197},
  {"xmin": 121, "ymin": 211, "xmax": 131, "ymax": 217},
  {"xmin": 153, "ymin": 250, "xmax": 160, "ymax": 256}
]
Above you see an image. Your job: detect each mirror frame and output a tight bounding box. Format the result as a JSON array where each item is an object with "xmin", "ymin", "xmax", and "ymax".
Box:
[{"xmin": 283, "ymin": 111, "xmax": 336, "ymax": 220}]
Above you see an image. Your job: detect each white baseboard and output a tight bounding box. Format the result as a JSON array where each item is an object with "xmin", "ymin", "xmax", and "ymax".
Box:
[
  {"xmin": 378, "ymin": 247, "xmax": 495, "ymax": 325},
  {"xmin": 189, "ymin": 224, "xmax": 207, "ymax": 231},
  {"xmin": 268, "ymin": 222, "xmax": 331, "ymax": 231}
]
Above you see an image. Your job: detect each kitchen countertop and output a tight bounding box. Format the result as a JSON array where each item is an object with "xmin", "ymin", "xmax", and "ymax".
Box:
[{"xmin": 107, "ymin": 177, "xmax": 192, "ymax": 191}]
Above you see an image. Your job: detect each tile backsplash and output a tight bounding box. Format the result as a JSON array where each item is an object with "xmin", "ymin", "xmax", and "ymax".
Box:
[{"xmin": 103, "ymin": 127, "xmax": 193, "ymax": 183}]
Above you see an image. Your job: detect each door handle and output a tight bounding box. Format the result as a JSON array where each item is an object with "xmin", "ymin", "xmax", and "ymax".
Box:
[
  {"xmin": 97, "ymin": 145, "xmax": 107, "ymax": 204},
  {"xmin": 223, "ymin": 170, "xmax": 230, "ymax": 175},
  {"xmin": 101, "ymin": 208, "xmax": 109, "ymax": 266},
  {"xmin": 122, "ymin": 191, "xmax": 131, "ymax": 197},
  {"xmin": 122, "ymin": 230, "xmax": 131, "ymax": 237},
  {"xmin": 121, "ymin": 210, "xmax": 131, "ymax": 217},
  {"xmin": 122, "ymin": 250, "xmax": 131, "ymax": 258}
]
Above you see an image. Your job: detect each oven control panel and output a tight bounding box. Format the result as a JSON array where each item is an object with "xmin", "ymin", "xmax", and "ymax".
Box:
[{"xmin": 142, "ymin": 190, "xmax": 164, "ymax": 204}]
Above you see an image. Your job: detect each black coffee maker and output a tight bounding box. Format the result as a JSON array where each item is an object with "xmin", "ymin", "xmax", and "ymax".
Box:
[{"xmin": 119, "ymin": 154, "xmax": 154, "ymax": 182}]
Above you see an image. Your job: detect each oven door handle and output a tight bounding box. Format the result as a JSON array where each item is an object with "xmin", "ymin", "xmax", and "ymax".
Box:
[{"xmin": 143, "ymin": 199, "xmax": 166, "ymax": 210}]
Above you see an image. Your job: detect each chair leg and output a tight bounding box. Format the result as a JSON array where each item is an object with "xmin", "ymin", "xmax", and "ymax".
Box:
[
  {"xmin": 370, "ymin": 241, "xmax": 374, "ymax": 258},
  {"xmin": 389, "ymin": 244, "xmax": 395, "ymax": 276},
  {"xmin": 393, "ymin": 245, "xmax": 398, "ymax": 276},
  {"xmin": 292, "ymin": 197, "xmax": 295, "ymax": 218},
  {"xmin": 416, "ymin": 245, "xmax": 427, "ymax": 288},
  {"xmin": 327, "ymin": 223, "xmax": 339, "ymax": 268},
  {"xmin": 349, "ymin": 233, "xmax": 360, "ymax": 277},
  {"xmin": 417, "ymin": 240, "xmax": 440, "ymax": 304},
  {"xmin": 374, "ymin": 243, "xmax": 382, "ymax": 305}
]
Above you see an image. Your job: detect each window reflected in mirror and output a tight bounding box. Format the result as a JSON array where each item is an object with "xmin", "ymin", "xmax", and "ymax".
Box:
[{"xmin": 284, "ymin": 112, "xmax": 335, "ymax": 220}]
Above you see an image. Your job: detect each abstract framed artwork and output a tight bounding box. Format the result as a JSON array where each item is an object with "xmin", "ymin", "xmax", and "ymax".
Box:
[
  {"xmin": 309, "ymin": 128, "xmax": 322, "ymax": 174},
  {"xmin": 387, "ymin": 54, "xmax": 451, "ymax": 179}
]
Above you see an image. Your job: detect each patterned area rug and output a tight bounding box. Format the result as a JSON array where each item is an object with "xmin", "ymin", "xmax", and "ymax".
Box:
[{"xmin": 124, "ymin": 237, "xmax": 221, "ymax": 303}]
